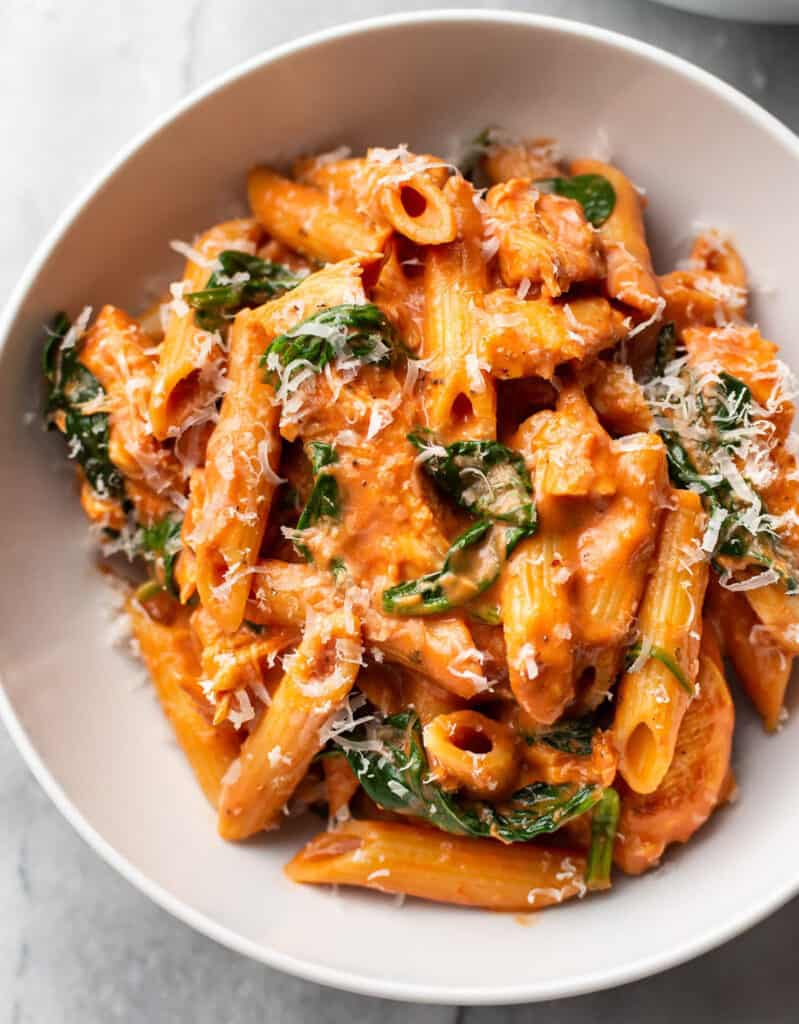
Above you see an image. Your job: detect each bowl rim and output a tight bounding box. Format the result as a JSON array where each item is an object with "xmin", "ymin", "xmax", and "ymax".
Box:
[{"xmin": 3, "ymin": 7, "xmax": 799, "ymax": 1005}]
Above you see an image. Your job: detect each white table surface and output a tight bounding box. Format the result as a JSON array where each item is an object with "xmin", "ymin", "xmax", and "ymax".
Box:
[{"xmin": 3, "ymin": 1, "xmax": 799, "ymax": 1020}]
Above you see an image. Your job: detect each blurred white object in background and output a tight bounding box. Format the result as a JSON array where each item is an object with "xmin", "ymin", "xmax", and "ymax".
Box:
[{"xmin": 653, "ymin": 0, "xmax": 799, "ymax": 21}]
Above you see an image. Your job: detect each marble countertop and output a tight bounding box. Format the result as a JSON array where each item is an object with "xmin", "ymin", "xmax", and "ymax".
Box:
[{"xmin": 3, "ymin": 1, "xmax": 799, "ymax": 1020}]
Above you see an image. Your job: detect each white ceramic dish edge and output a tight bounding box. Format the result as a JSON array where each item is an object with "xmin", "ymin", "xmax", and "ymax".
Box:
[{"xmin": 3, "ymin": 9, "xmax": 799, "ymax": 1005}]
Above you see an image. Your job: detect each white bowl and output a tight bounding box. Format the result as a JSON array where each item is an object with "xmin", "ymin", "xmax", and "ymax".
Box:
[
  {"xmin": 652, "ymin": 0, "xmax": 799, "ymax": 21},
  {"xmin": 2, "ymin": 10, "xmax": 799, "ymax": 1006}
]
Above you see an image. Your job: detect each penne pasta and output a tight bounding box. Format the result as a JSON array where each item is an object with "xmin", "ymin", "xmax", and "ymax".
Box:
[
  {"xmin": 613, "ymin": 489, "xmax": 709, "ymax": 795},
  {"xmin": 129, "ymin": 602, "xmax": 240, "ymax": 807},
  {"xmin": 190, "ymin": 313, "xmax": 280, "ymax": 632},
  {"xmin": 218, "ymin": 610, "xmax": 361, "ymax": 839},
  {"xmin": 615, "ymin": 633, "xmax": 734, "ymax": 874},
  {"xmin": 248, "ymin": 166, "xmax": 390, "ymax": 264},
  {"xmin": 244, "ymin": 560, "xmax": 489, "ymax": 699},
  {"xmin": 709, "ymin": 581, "xmax": 794, "ymax": 731},
  {"xmin": 286, "ymin": 819, "xmax": 588, "ymax": 911},
  {"xmin": 45, "ymin": 132, "xmax": 799, "ymax": 911},
  {"xmin": 149, "ymin": 218, "xmax": 262, "ymax": 441},
  {"xmin": 81, "ymin": 304, "xmax": 183, "ymax": 497},
  {"xmin": 480, "ymin": 290, "xmax": 627, "ymax": 381},
  {"xmin": 570, "ymin": 158, "xmax": 661, "ymax": 316},
  {"xmin": 422, "ymin": 175, "xmax": 495, "ymax": 441},
  {"xmin": 482, "ymin": 137, "xmax": 561, "ymax": 184},
  {"xmin": 423, "ymin": 710, "xmax": 519, "ymax": 798}
]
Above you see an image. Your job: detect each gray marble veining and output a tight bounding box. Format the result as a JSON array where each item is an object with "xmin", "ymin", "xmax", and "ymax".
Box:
[{"xmin": 3, "ymin": 1, "xmax": 799, "ymax": 1020}]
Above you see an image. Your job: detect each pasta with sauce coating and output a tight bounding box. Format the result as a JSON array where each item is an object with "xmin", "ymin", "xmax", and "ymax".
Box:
[{"xmin": 41, "ymin": 130, "xmax": 799, "ymax": 913}]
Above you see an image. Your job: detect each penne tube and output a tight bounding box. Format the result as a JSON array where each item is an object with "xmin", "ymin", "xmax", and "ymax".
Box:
[
  {"xmin": 378, "ymin": 173, "xmax": 456, "ymax": 246},
  {"xmin": 576, "ymin": 435, "xmax": 667, "ymax": 647},
  {"xmin": 570, "ymin": 158, "xmax": 661, "ymax": 315},
  {"xmin": 191, "ymin": 312, "xmax": 281, "ymax": 633},
  {"xmin": 286, "ymin": 819, "xmax": 589, "ymax": 911},
  {"xmin": 80, "ymin": 305, "xmax": 183, "ymax": 496},
  {"xmin": 192, "ymin": 259, "xmax": 366, "ymax": 631},
  {"xmin": 218, "ymin": 611, "xmax": 361, "ymax": 839},
  {"xmin": 423, "ymin": 710, "xmax": 519, "ymax": 798},
  {"xmin": 613, "ymin": 489, "xmax": 709, "ymax": 795},
  {"xmin": 294, "ymin": 150, "xmax": 449, "ymax": 211},
  {"xmin": 482, "ymin": 137, "xmax": 561, "ymax": 184},
  {"xmin": 615, "ymin": 632, "xmax": 734, "ymax": 874},
  {"xmin": 572, "ymin": 645, "xmax": 624, "ymax": 714},
  {"xmin": 245, "ymin": 560, "xmax": 489, "ymax": 698},
  {"xmin": 149, "ymin": 218, "xmax": 262, "ymax": 441},
  {"xmin": 480, "ymin": 290, "xmax": 628, "ymax": 381},
  {"xmin": 744, "ymin": 581, "xmax": 799, "ymax": 654},
  {"xmin": 709, "ymin": 581, "xmax": 793, "ymax": 731},
  {"xmin": 247, "ymin": 166, "xmax": 390, "ymax": 264},
  {"xmin": 371, "ymin": 237, "xmax": 426, "ymax": 354},
  {"xmin": 422, "ymin": 175, "xmax": 495, "ymax": 441},
  {"xmin": 129, "ymin": 602, "xmax": 240, "ymax": 807},
  {"xmin": 501, "ymin": 531, "xmax": 575, "ymax": 725}
]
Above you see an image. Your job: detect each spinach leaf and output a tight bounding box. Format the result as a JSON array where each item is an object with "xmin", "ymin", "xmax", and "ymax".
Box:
[
  {"xmin": 340, "ymin": 709, "xmax": 600, "ymax": 842},
  {"xmin": 139, "ymin": 515, "xmax": 182, "ymax": 596},
  {"xmin": 43, "ymin": 312, "xmax": 123, "ymax": 498},
  {"xmin": 292, "ymin": 442, "xmax": 340, "ymax": 562},
  {"xmin": 261, "ymin": 303, "xmax": 396, "ymax": 390},
  {"xmin": 186, "ymin": 250, "xmax": 305, "ymax": 330},
  {"xmin": 382, "ymin": 518, "xmax": 529, "ymax": 615},
  {"xmin": 535, "ymin": 174, "xmax": 616, "ymax": 227},
  {"xmin": 624, "ymin": 643, "xmax": 694, "ymax": 695},
  {"xmin": 409, "ymin": 432, "xmax": 535, "ymax": 529},
  {"xmin": 524, "ymin": 715, "xmax": 597, "ymax": 757},
  {"xmin": 585, "ymin": 788, "xmax": 620, "ymax": 890},
  {"xmin": 384, "ymin": 433, "xmax": 537, "ymax": 615},
  {"xmin": 307, "ymin": 440, "xmax": 338, "ymax": 475}
]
